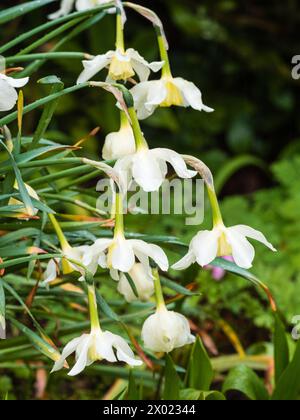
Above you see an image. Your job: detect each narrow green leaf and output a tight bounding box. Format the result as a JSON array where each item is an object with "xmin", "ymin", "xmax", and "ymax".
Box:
[
  {"xmin": 0, "ymin": 281, "xmax": 6, "ymax": 339},
  {"xmin": 164, "ymin": 354, "xmax": 181, "ymax": 400},
  {"xmin": 127, "ymin": 370, "xmax": 139, "ymax": 401},
  {"xmin": 0, "ymin": 0, "xmax": 54, "ymax": 25},
  {"xmin": 31, "ymin": 76, "xmax": 64, "ymax": 148},
  {"xmin": 0, "ymin": 228, "xmax": 40, "ymax": 247},
  {"xmin": 0, "ymin": 5, "xmax": 113, "ymax": 54},
  {"xmin": 272, "ymin": 339, "xmax": 300, "ymax": 400},
  {"xmin": 222, "ymin": 365, "xmax": 269, "ymax": 400},
  {"xmin": 274, "ymin": 314, "xmax": 290, "ymax": 385},
  {"xmin": 186, "ymin": 336, "xmax": 213, "ymax": 391},
  {"xmin": 8, "ymin": 317, "xmax": 61, "ymax": 363},
  {"xmin": 211, "ymin": 257, "xmax": 277, "ymax": 311},
  {"xmin": 161, "ymin": 277, "xmax": 199, "ymax": 296},
  {"xmin": 95, "ymin": 289, "xmax": 120, "ymax": 322},
  {"xmin": 0, "ymin": 140, "xmax": 35, "ymax": 216}
]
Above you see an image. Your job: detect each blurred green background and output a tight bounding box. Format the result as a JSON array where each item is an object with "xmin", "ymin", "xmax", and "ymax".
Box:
[{"xmin": 1, "ymin": 0, "xmax": 300, "ymax": 399}]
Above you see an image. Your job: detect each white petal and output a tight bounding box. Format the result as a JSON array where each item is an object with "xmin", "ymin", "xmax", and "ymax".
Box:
[
  {"xmin": 0, "ymin": 79, "xmax": 18, "ymax": 112},
  {"xmin": 110, "ymin": 332, "xmax": 142, "ymax": 366},
  {"xmin": 49, "ymin": 0, "xmax": 75, "ymax": 19},
  {"xmin": 111, "ymin": 238, "xmax": 135, "ymax": 272},
  {"xmin": 191, "ymin": 230, "xmax": 220, "ymax": 267},
  {"xmin": 95, "ymin": 331, "xmax": 117, "ymax": 363},
  {"xmin": 173, "ymin": 78, "xmax": 214, "ymax": 112},
  {"xmin": 76, "ymin": 0, "xmax": 95, "ymax": 11},
  {"xmin": 51, "ymin": 335, "xmax": 83, "ymax": 373},
  {"xmin": 83, "ymin": 239, "xmax": 112, "ymax": 265},
  {"xmin": 225, "ymin": 228, "xmax": 255, "ymax": 269},
  {"xmin": 2, "ymin": 75, "xmax": 29, "ymax": 88},
  {"xmin": 77, "ymin": 53, "xmax": 112, "ymax": 84},
  {"xmin": 114, "ymin": 155, "xmax": 134, "ymax": 191},
  {"xmin": 230, "ymin": 225, "xmax": 277, "ymax": 252},
  {"xmin": 132, "ymin": 151, "xmax": 165, "ymax": 192},
  {"xmin": 130, "ymin": 240, "xmax": 169, "ymax": 271},
  {"xmin": 110, "ymin": 268, "xmax": 120, "ymax": 281},
  {"xmin": 151, "ymin": 148, "xmax": 197, "ymax": 179},
  {"xmin": 172, "ymin": 249, "xmax": 196, "ymax": 271},
  {"xmin": 68, "ymin": 335, "xmax": 91, "ymax": 376},
  {"xmin": 131, "ymin": 81, "xmax": 166, "ymax": 120},
  {"xmin": 43, "ymin": 259, "xmax": 58, "ymax": 284}
]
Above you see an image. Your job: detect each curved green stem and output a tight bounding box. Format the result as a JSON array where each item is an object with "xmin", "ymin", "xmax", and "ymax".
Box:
[
  {"xmin": 157, "ymin": 29, "xmax": 172, "ymax": 78},
  {"xmin": 87, "ymin": 284, "xmax": 102, "ymax": 332},
  {"xmin": 153, "ymin": 268, "xmax": 166, "ymax": 310},
  {"xmin": 206, "ymin": 186, "xmax": 224, "ymax": 226}
]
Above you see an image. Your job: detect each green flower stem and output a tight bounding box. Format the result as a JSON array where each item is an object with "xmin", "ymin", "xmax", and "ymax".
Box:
[
  {"xmin": 114, "ymin": 192, "xmax": 125, "ymax": 237},
  {"xmin": 153, "ymin": 268, "xmax": 166, "ymax": 310},
  {"xmin": 48, "ymin": 214, "xmax": 70, "ymax": 251},
  {"xmin": 206, "ymin": 186, "xmax": 224, "ymax": 226},
  {"xmin": 157, "ymin": 30, "xmax": 172, "ymax": 78},
  {"xmin": 87, "ymin": 284, "xmax": 101, "ymax": 332},
  {"xmin": 116, "ymin": 9, "xmax": 125, "ymax": 51},
  {"xmin": 128, "ymin": 107, "xmax": 148, "ymax": 150}
]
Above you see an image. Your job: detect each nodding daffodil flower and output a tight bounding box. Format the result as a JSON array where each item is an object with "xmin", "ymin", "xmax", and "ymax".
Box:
[
  {"xmin": 83, "ymin": 236, "xmax": 169, "ymax": 278},
  {"xmin": 117, "ymin": 263, "xmax": 154, "ymax": 302},
  {"xmin": 0, "ymin": 73, "xmax": 29, "ymax": 112},
  {"xmin": 77, "ymin": 48, "xmax": 164, "ymax": 84},
  {"xmin": 141, "ymin": 306, "xmax": 195, "ymax": 353},
  {"xmin": 52, "ymin": 327, "xmax": 142, "ymax": 376},
  {"xmin": 43, "ymin": 245, "xmax": 98, "ymax": 284},
  {"xmin": 131, "ymin": 77, "xmax": 214, "ymax": 120},
  {"xmin": 52, "ymin": 283, "xmax": 142, "ymax": 375},
  {"xmin": 102, "ymin": 112, "xmax": 136, "ymax": 160},
  {"xmin": 114, "ymin": 147, "xmax": 197, "ymax": 192},
  {"xmin": 48, "ymin": 0, "xmax": 113, "ymax": 20},
  {"xmin": 172, "ymin": 224, "xmax": 277, "ymax": 271}
]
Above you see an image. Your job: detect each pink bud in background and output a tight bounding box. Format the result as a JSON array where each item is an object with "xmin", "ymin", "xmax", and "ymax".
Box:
[{"xmin": 206, "ymin": 256, "xmax": 234, "ymax": 281}]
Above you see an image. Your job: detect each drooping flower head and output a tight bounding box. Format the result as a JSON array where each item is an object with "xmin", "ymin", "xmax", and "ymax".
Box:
[
  {"xmin": 52, "ymin": 284, "xmax": 142, "ymax": 375},
  {"xmin": 173, "ymin": 224, "xmax": 276, "ymax": 271},
  {"xmin": 130, "ymin": 25, "xmax": 213, "ymax": 119},
  {"xmin": 141, "ymin": 269, "xmax": 195, "ymax": 353},
  {"xmin": 77, "ymin": 7, "xmax": 163, "ymax": 83},
  {"xmin": 52, "ymin": 328, "xmax": 142, "ymax": 376},
  {"xmin": 142, "ymin": 307, "xmax": 195, "ymax": 353}
]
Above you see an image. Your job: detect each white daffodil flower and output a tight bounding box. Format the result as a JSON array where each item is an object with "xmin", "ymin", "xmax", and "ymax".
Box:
[
  {"xmin": 102, "ymin": 113, "xmax": 136, "ymax": 160},
  {"xmin": 52, "ymin": 327, "xmax": 142, "ymax": 376},
  {"xmin": 43, "ymin": 245, "xmax": 98, "ymax": 284},
  {"xmin": 77, "ymin": 49, "xmax": 163, "ymax": 84},
  {"xmin": 117, "ymin": 263, "xmax": 154, "ymax": 302},
  {"xmin": 141, "ymin": 307, "xmax": 195, "ymax": 353},
  {"xmin": 172, "ymin": 224, "xmax": 277, "ymax": 271},
  {"xmin": 0, "ymin": 74, "xmax": 29, "ymax": 112},
  {"xmin": 83, "ymin": 236, "xmax": 169, "ymax": 277},
  {"xmin": 131, "ymin": 76, "xmax": 214, "ymax": 120},
  {"xmin": 48, "ymin": 0, "xmax": 113, "ymax": 20},
  {"xmin": 114, "ymin": 147, "xmax": 197, "ymax": 192}
]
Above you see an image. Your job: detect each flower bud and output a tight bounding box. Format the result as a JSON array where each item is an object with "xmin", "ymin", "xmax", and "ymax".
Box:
[{"xmin": 141, "ymin": 307, "xmax": 195, "ymax": 353}]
